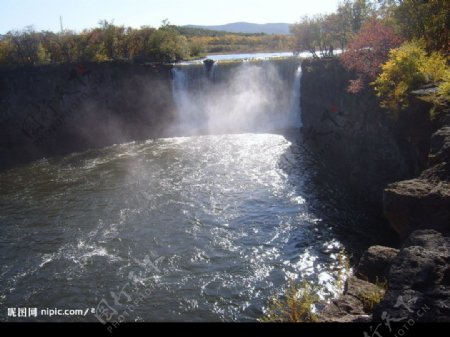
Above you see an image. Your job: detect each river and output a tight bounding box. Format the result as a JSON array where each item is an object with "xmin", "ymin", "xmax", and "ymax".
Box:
[{"xmin": 0, "ymin": 53, "xmax": 376, "ymax": 322}]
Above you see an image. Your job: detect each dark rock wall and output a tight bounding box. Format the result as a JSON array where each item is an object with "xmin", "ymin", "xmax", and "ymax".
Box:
[
  {"xmin": 0, "ymin": 62, "xmax": 176, "ymax": 171},
  {"xmin": 302, "ymin": 58, "xmax": 449, "ymax": 322},
  {"xmin": 384, "ymin": 125, "xmax": 450, "ymax": 238},
  {"xmin": 300, "ymin": 58, "xmax": 431, "ymax": 204}
]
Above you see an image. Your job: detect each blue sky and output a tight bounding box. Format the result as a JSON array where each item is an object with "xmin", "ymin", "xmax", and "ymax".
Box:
[{"xmin": 0, "ymin": 0, "xmax": 340, "ymax": 34}]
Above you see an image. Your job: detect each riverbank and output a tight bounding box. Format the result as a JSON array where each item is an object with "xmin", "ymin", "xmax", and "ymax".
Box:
[{"xmin": 301, "ymin": 57, "xmax": 450, "ymax": 322}]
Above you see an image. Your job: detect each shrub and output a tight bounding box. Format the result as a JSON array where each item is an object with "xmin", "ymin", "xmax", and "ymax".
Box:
[
  {"xmin": 340, "ymin": 18, "xmax": 403, "ymax": 93},
  {"xmin": 260, "ymin": 280, "xmax": 319, "ymax": 322},
  {"xmin": 359, "ymin": 280, "xmax": 386, "ymax": 311},
  {"xmin": 373, "ymin": 40, "xmax": 449, "ymax": 111}
]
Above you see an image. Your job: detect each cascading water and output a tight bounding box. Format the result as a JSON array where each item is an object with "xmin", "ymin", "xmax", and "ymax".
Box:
[
  {"xmin": 170, "ymin": 58, "xmax": 302, "ymax": 135},
  {"xmin": 288, "ymin": 66, "xmax": 302, "ymax": 127}
]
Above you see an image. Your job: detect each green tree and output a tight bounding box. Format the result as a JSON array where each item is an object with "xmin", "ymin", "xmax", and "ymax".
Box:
[
  {"xmin": 97, "ymin": 20, "xmax": 128, "ymax": 60},
  {"xmin": 7, "ymin": 26, "xmax": 46, "ymax": 65},
  {"xmin": 291, "ymin": 16, "xmax": 323, "ymax": 57},
  {"xmin": 393, "ymin": 0, "xmax": 449, "ymax": 52},
  {"xmin": 351, "ymin": 0, "xmax": 374, "ymax": 32},
  {"xmin": 125, "ymin": 26, "xmax": 156, "ymax": 61},
  {"xmin": 291, "ymin": 1, "xmax": 381, "ymax": 57},
  {"xmin": 41, "ymin": 32, "xmax": 63, "ymax": 63},
  {"xmin": 55, "ymin": 31, "xmax": 83, "ymax": 63},
  {"xmin": 0, "ymin": 37, "xmax": 14, "ymax": 67},
  {"xmin": 328, "ymin": 2, "xmax": 354, "ymax": 50},
  {"xmin": 148, "ymin": 22, "xmax": 190, "ymax": 62},
  {"xmin": 371, "ymin": 0, "xmax": 400, "ymax": 22}
]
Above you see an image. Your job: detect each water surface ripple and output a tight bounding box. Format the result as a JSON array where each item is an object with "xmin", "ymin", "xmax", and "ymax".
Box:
[{"xmin": 0, "ymin": 131, "xmax": 353, "ymax": 321}]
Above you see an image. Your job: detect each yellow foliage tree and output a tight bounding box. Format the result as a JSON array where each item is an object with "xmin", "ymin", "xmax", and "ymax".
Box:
[{"xmin": 373, "ymin": 40, "xmax": 449, "ymax": 112}]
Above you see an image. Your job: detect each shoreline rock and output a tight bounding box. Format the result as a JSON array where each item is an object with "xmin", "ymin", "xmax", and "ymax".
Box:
[
  {"xmin": 356, "ymin": 245, "xmax": 399, "ymax": 283},
  {"xmin": 321, "ymin": 230, "xmax": 449, "ymax": 323},
  {"xmin": 373, "ymin": 230, "xmax": 450, "ymax": 322}
]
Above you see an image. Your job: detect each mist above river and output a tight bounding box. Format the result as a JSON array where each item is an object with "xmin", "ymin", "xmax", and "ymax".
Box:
[{"xmin": 170, "ymin": 58, "xmax": 302, "ymax": 135}]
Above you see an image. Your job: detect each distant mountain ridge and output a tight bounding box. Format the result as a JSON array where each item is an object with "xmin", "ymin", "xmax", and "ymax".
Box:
[{"xmin": 185, "ymin": 22, "xmax": 291, "ymax": 35}]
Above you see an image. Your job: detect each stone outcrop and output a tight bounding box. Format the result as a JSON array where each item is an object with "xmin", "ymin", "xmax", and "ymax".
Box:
[
  {"xmin": 373, "ymin": 230, "xmax": 450, "ymax": 322},
  {"xmin": 383, "ymin": 126, "xmax": 450, "ymax": 239},
  {"xmin": 322, "ymin": 230, "xmax": 449, "ymax": 323},
  {"xmin": 356, "ymin": 245, "xmax": 399, "ymax": 283}
]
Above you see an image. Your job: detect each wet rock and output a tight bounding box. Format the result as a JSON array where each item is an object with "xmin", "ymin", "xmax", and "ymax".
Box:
[
  {"xmin": 203, "ymin": 58, "xmax": 215, "ymax": 74},
  {"xmin": 373, "ymin": 230, "xmax": 450, "ymax": 322},
  {"xmin": 203, "ymin": 58, "xmax": 215, "ymax": 67},
  {"xmin": 356, "ymin": 245, "xmax": 399, "ymax": 283}
]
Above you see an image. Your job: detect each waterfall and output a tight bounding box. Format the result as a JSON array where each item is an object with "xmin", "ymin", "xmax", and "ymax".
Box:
[
  {"xmin": 170, "ymin": 58, "xmax": 302, "ymax": 135},
  {"xmin": 288, "ymin": 66, "xmax": 302, "ymax": 128},
  {"xmin": 171, "ymin": 67, "xmax": 200, "ymax": 129}
]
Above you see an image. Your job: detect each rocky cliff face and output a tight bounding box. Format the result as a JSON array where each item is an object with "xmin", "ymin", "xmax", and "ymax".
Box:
[
  {"xmin": 0, "ymin": 62, "xmax": 175, "ymax": 171},
  {"xmin": 302, "ymin": 58, "xmax": 449, "ymax": 322},
  {"xmin": 332, "ymin": 116, "xmax": 449, "ymax": 323},
  {"xmin": 322, "ymin": 230, "xmax": 450, "ymax": 323},
  {"xmin": 384, "ymin": 125, "xmax": 450, "ymax": 239},
  {"xmin": 300, "ymin": 58, "xmax": 431, "ymax": 204},
  {"xmin": 373, "ymin": 230, "xmax": 450, "ymax": 322}
]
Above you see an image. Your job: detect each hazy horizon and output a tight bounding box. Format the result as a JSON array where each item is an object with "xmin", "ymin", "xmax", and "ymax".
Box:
[{"xmin": 0, "ymin": 0, "xmax": 340, "ymax": 34}]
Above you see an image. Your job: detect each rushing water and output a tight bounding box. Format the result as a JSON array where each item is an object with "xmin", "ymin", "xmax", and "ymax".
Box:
[
  {"xmin": 0, "ymin": 132, "xmax": 352, "ymax": 322},
  {"xmin": 0, "ymin": 55, "xmax": 368, "ymax": 322}
]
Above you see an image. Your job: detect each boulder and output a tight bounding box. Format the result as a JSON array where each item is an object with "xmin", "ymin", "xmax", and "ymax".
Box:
[
  {"xmin": 203, "ymin": 58, "xmax": 215, "ymax": 74},
  {"xmin": 373, "ymin": 230, "xmax": 450, "ymax": 322},
  {"xmin": 356, "ymin": 245, "xmax": 399, "ymax": 283},
  {"xmin": 383, "ymin": 178, "xmax": 450, "ymax": 239}
]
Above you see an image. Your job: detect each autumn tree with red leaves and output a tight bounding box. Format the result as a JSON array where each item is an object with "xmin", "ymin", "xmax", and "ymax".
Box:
[{"xmin": 340, "ymin": 19, "xmax": 403, "ymax": 93}]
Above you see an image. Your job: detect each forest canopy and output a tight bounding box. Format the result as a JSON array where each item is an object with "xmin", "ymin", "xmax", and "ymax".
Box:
[{"xmin": 0, "ymin": 20, "xmax": 292, "ymax": 67}]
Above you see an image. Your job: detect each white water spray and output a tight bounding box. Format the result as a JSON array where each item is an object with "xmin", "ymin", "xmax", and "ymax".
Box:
[
  {"xmin": 288, "ymin": 66, "xmax": 303, "ymax": 128},
  {"xmin": 170, "ymin": 58, "xmax": 302, "ymax": 135}
]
